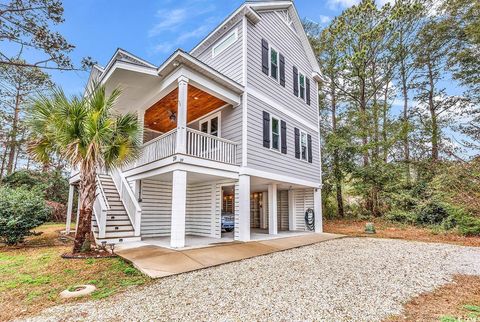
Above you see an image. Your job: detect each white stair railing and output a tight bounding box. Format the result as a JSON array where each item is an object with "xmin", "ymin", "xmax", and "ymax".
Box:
[
  {"xmin": 93, "ymin": 176, "xmax": 109, "ymax": 239},
  {"xmin": 186, "ymin": 128, "xmax": 238, "ymax": 165},
  {"xmin": 110, "ymin": 167, "xmax": 142, "ymax": 236}
]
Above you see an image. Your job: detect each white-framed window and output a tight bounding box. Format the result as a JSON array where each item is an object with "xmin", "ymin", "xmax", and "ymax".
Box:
[
  {"xmin": 199, "ymin": 112, "xmax": 221, "ymax": 137},
  {"xmin": 212, "ymin": 28, "xmax": 238, "ymax": 58},
  {"xmin": 300, "ymin": 130, "xmax": 308, "ymax": 161},
  {"xmin": 269, "ymin": 46, "xmax": 279, "ymax": 81},
  {"xmin": 298, "ymin": 72, "xmax": 306, "ymax": 101},
  {"xmin": 270, "ymin": 115, "xmax": 281, "ymax": 151}
]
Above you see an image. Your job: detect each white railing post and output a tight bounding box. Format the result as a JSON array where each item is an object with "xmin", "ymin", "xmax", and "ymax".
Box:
[{"xmin": 176, "ymin": 76, "xmax": 189, "ymax": 154}]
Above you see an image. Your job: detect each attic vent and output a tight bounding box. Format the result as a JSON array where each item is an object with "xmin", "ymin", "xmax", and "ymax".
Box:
[{"xmin": 279, "ymin": 10, "xmax": 294, "ymax": 29}]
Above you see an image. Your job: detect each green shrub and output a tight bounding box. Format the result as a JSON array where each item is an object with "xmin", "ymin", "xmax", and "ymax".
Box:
[
  {"xmin": 415, "ymin": 200, "xmax": 450, "ymax": 225},
  {"xmin": 0, "ymin": 187, "xmax": 50, "ymax": 245},
  {"xmin": 457, "ymin": 215, "xmax": 480, "ymax": 236},
  {"xmin": 386, "ymin": 209, "xmax": 416, "ymax": 224}
]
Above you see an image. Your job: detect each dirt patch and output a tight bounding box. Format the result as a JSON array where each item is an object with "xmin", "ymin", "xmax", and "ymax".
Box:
[
  {"xmin": 324, "ymin": 218, "xmax": 480, "ymax": 247},
  {"xmin": 387, "ymin": 275, "xmax": 480, "ymax": 321}
]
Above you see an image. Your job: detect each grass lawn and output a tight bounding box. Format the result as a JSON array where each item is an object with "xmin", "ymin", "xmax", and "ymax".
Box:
[
  {"xmin": 325, "ymin": 218, "xmax": 480, "ymax": 321},
  {"xmin": 0, "ymin": 223, "xmax": 150, "ymax": 321}
]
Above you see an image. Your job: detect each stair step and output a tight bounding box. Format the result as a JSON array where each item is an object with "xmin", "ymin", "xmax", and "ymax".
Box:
[
  {"xmin": 106, "ymin": 220, "xmax": 131, "ymax": 225},
  {"xmin": 108, "ymin": 214, "xmax": 129, "ymax": 220},
  {"xmin": 107, "ymin": 210, "xmax": 128, "ymax": 215},
  {"xmin": 104, "ymin": 231, "xmax": 135, "ymax": 238},
  {"xmin": 105, "ymin": 226, "xmax": 133, "ymax": 232},
  {"xmin": 96, "ymin": 236, "xmax": 141, "ymax": 245}
]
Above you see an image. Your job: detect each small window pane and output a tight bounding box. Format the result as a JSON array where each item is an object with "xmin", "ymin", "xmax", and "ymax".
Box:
[
  {"xmin": 272, "ymin": 133, "xmax": 279, "ymax": 150},
  {"xmin": 210, "ymin": 117, "xmax": 218, "ymax": 136},
  {"xmin": 272, "ymin": 118, "xmax": 279, "ymax": 134},
  {"xmin": 212, "ymin": 30, "xmax": 237, "ymax": 57},
  {"xmin": 201, "ymin": 122, "xmax": 208, "ymax": 133}
]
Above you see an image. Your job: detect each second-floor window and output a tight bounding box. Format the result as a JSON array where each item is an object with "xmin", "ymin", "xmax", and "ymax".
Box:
[
  {"xmin": 270, "ymin": 47, "xmax": 279, "ymax": 81},
  {"xmin": 300, "ymin": 130, "xmax": 308, "ymax": 161},
  {"xmin": 271, "ymin": 116, "xmax": 280, "ymax": 150}
]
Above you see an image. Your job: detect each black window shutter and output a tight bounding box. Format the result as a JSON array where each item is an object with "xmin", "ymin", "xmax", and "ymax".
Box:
[
  {"xmin": 261, "ymin": 39, "xmax": 269, "ymax": 75},
  {"xmin": 306, "ymin": 78, "xmax": 311, "ymax": 105},
  {"xmin": 281, "ymin": 120, "xmax": 287, "ymax": 154},
  {"xmin": 307, "ymin": 134, "xmax": 313, "ymax": 163},
  {"xmin": 294, "ymin": 128, "xmax": 300, "ymax": 159},
  {"xmin": 293, "ymin": 66, "xmax": 298, "ymax": 97},
  {"xmin": 279, "ymin": 54, "xmax": 285, "ymax": 87},
  {"xmin": 263, "ymin": 111, "xmax": 270, "ymax": 148}
]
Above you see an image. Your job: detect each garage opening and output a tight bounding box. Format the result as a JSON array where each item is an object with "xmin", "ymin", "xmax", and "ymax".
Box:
[{"xmin": 221, "ymin": 185, "xmax": 235, "ymax": 238}]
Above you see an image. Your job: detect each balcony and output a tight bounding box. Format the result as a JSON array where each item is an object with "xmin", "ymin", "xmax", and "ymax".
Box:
[{"xmin": 124, "ymin": 128, "xmax": 238, "ymax": 171}]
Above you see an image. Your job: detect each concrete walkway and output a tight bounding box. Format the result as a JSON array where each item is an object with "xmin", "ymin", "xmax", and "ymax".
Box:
[{"xmin": 116, "ymin": 232, "xmax": 343, "ymax": 278}]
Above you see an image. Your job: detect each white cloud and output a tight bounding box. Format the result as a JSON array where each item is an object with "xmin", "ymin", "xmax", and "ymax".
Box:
[
  {"xmin": 148, "ymin": 9, "xmax": 188, "ymax": 37},
  {"xmin": 319, "ymin": 15, "xmax": 331, "ymax": 24},
  {"xmin": 151, "ymin": 19, "xmax": 216, "ymax": 54}
]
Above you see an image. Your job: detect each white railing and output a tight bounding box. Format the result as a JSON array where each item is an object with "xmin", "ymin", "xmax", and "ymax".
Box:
[
  {"xmin": 110, "ymin": 167, "xmax": 141, "ymax": 236},
  {"xmin": 93, "ymin": 182, "xmax": 108, "ymax": 239},
  {"xmin": 126, "ymin": 129, "xmax": 177, "ymax": 170},
  {"xmin": 186, "ymin": 128, "xmax": 238, "ymax": 165}
]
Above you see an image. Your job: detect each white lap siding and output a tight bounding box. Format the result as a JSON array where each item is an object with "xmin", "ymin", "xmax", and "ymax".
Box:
[
  {"xmin": 140, "ymin": 179, "xmax": 172, "ymax": 237},
  {"xmin": 294, "ymin": 188, "xmax": 314, "ymax": 231},
  {"xmin": 185, "ymin": 183, "xmax": 215, "ymax": 237},
  {"xmin": 277, "ymin": 190, "xmax": 289, "ymax": 231}
]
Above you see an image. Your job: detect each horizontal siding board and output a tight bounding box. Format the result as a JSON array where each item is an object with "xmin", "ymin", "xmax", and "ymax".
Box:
[
  {"xmin": 247, "ymin": 95, "xmax": 320, "ymax": 182},
  {"xmin": 193, "ymin": 21, "xmax": 243, "ymax": 84},
  {"xmin": 247, "ymin": 11, "xmax": 318, "ymax": 123}
]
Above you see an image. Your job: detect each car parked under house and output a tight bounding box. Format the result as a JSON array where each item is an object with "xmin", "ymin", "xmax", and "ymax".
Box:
[{"xmin": 66, "ymin": 0, "xmax": 323, "ymax": 249}]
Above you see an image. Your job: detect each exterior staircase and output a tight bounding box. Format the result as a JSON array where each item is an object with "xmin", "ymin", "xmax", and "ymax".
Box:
[{"xmin": 92, "ymin": 174, "xmax": 141, "ymax": 244}]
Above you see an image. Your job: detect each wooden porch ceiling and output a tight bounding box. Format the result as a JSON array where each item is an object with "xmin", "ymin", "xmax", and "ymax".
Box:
[{"xmin": 144, "ymin": 84, "xmax": 227, "ymax": 133}]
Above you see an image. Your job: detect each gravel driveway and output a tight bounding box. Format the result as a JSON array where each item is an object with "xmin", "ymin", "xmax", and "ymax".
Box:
[{"xmin": 19, "ymin": 238, "xmax": 480, "ymax": 322}]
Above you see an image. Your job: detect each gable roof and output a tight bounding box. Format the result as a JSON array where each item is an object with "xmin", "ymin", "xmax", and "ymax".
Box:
[{"xmin": 190, "ymin": 1, "xmax": 321, "ymax": 76}]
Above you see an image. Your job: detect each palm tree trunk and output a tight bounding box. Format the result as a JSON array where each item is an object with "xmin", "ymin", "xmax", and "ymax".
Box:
[{"xmin": 73, "ymin": 164, "xmax": 97, "ymax": 253}]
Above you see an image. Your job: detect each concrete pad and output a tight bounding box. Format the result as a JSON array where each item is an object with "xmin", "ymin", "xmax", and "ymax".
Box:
[
  {"xmin": 133, "ymin": 252, "xmax": 205, "ymax": 276},
  {"xmin": 183, "ymin": 242, "xmax": 279, "ymax": 267},
  {"xmin": 116, "ymin": 233, "xmax": 344, "ymax": 279},
  {"xmin": 116, "ymin": 245, "xmax": 175, "ymax": 261}
]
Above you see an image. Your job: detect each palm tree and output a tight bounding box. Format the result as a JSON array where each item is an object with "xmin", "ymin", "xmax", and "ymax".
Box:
[{"xmin": 28, "ymin": 84, "xmax": 141, "ymax": 253}]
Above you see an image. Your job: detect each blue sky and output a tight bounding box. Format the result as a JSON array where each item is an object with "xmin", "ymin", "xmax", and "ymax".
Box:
[{"xmin": 51, "ymin": 0, "xmax": 357, "ymax": 95}]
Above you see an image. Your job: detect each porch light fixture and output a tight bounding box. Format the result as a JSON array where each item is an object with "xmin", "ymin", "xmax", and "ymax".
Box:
[
  {"xmin": 168, "ymin": 110, "xmax": 177, "ymax": 123},
  {"xmin": 194, "ymin": 96, "xmax": 199, "ymax": 100},
  {"xmin": 173, "ymin": 61, "xmax": 180, "ymax": 67}
]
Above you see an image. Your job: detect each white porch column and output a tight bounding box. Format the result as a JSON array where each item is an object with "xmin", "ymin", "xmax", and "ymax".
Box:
[
  {"xmin": 65, "ymin": 185, "xmax": 74, "ymax": 233},
  {"xmin": 238, "ymin": 174, "xmax": 250, "ymax": 241},
  {"xmin": 138, "ymin": 110, "xmax": 145, "ymax": 144},
  {"xmin": 260, "ymin": 192, "xmax": 268, "ymax": 229},
  {"xmin": 268, "ymin": 183, "xmax": 278, "ymax": 235},
  {"xmin": 175, "ymin": 76, "xmax": 189, "ymax": 154},
  {"xmin": 314, "ymin": 188, "xmax": 323, "ymax": 233},
  {"xmin": 288, "ymin": 189, "xmax": 295, "ymax": 231},
  {"xmin": 171, "ymin": 169, "xmax": 187, "ymax": 248}
]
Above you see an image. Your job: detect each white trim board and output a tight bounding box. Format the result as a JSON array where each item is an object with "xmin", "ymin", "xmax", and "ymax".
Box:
[{"xmin": 240, "ymin": 167, "xmax": 321, "ymax": 188}]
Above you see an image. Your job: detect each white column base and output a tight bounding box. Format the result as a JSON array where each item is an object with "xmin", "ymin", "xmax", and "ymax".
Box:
[
  {"xmin": 314, "ymin": 188, "xmax": 323, "ymax": 233},
  {"xmin": 268, "ymin": 183, "xmax": 278, "ymax": 235},
  {"xmin": 171, "ymin": 170, "xmax": 187, "ymax": 248},
  {"xmin": 238, "ymin": 174, "xmax": 250, "ymax": 241}
]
